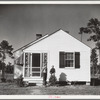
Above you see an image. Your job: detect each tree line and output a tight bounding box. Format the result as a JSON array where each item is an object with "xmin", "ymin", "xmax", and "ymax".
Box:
[{"xmin": 0, "ymin": 40, "xmax": 13, "ymax": 82}]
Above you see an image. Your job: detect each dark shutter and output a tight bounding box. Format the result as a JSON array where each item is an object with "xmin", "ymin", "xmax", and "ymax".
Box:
[
  {"xmin": 75, "ymin": 52, "xmax": 80, "ymax": 68},
  {"xmin": 59, "ymin": 52, "xmax": 65, "ymax": 68}
]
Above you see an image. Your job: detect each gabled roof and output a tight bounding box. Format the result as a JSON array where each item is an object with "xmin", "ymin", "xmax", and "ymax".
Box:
[{"xmin": 14, "ymin": 29, "xmax": 91, "ymax": 53}]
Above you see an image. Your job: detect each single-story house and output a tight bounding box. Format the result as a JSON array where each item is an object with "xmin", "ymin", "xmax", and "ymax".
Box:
[{"xmin": 14, "ymin": 29, "xmax": 91, "ymax": 85}]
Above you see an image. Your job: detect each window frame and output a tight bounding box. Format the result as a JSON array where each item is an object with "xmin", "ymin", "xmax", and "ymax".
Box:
[{"xmin": 64, "ymin": 52, "xmax": 75, "ymax": 68}]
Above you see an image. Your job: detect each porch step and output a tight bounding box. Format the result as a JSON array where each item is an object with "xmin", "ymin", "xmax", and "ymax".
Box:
[{"xmin": 23, "ymin": 78, "xmax": 43, "ymax": 86}]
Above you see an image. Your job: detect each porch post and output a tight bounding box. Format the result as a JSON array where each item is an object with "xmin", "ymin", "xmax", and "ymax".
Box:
[
  {"xmin": 40, "ymin": 53, "xmax": 42, "ymax": 78},
  {"xmin": 23, "ymin": 52, "xmax": 25, "ymax": 78},
  {"xmin": 30, "ymin": 53, "xmax": 32, "ymax": 77}
]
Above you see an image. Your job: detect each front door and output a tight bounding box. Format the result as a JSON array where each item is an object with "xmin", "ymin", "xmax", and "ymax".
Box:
[
  {"xmin": 24, "ymin": 52, "xmax": 48, "ymax": 78},
  {"xmin": 32, "ymin": 53, "xmax": 41, "ymax": 77}
]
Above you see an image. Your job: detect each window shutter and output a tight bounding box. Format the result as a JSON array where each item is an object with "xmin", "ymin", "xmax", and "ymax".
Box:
[
  {"xmin": 75, "ymin": 52, "xmax": 80, "ymax": 68},
  {"xmin": 59, "ymin": 52, "xmax": 65, "ymax": 68}
]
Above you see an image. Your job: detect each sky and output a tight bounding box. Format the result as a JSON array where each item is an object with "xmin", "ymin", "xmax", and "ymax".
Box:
[{"xmin": 0, "ymin": 4, "xmax": 100, "ymax": 63}]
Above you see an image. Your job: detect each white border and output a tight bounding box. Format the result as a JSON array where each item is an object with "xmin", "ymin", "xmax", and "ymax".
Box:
[
  {"xmin": 1, "ymin": 95, "xmax": 100, "ymax": 99},
  {"xmin": 0, "ymin": 1, "xmax": 100, "ymax": 4},
  {"xmin": 0, "ymin": 1, "xmax": 100, "ymax": 99}
]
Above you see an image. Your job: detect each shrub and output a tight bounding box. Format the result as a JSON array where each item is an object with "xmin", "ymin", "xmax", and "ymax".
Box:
[
  {"xmin": 49, "ymin": 75, "xmax": 57, "ymax": 86},
  {"xmin": 23, "ymin": 81, "xmax": 29, "ymax": 87},
  {"xmin": 16, "ymin": 75, "xmax": 29, "ymax": 87},
  {"xmin": 16, "ymin": 75, "xmax": 24, "ymax": 87},
  {"xmin": 1, "ymin": 78, "xmax": 6, "ymax": 82},
  {"xmin": 5, "ymin": 64, "xmax": 14, "ymax": 74},
  {"xmin": 7, "ymin": 79, "xmax": 13, "ymax": 83}
]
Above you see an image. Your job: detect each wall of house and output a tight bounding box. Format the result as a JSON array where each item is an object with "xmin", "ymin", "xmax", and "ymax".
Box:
[
  {"xmin": 14, "ymin": 50, "xmax": 23, "ymax": 79},
  {"xmin": 14, "ymin": 65, "xmax": 23, "ymax": 79},
  {"xmin": 24, "ymin": 30, "xmax": 91, "ymax": 82}
]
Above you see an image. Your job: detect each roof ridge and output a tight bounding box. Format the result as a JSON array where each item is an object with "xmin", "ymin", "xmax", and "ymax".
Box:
[
  {"xmin": 13, "ymin": 28, "xmax": 62, "ymax": 53},
  {"xmin": 14, "ymin": 28, "xmax": 91, "ymax": 53}
]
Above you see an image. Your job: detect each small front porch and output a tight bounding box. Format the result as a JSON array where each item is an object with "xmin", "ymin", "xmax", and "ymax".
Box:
[{"xmin": 22, "ymin": 52, "xmax": 48, "ymax": 85}]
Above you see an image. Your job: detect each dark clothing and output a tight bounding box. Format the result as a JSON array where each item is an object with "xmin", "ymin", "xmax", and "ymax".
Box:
[
  {"xmin": 42, "ymin": 66, "xmax": 47, "ymax": 86},
  {"xmin": 43, "ymin": 73, "xmax": 47, "ymax": 85},
  {"xmin": 50, "ymin": 67, "xmax": 55, "ymax": 74}
]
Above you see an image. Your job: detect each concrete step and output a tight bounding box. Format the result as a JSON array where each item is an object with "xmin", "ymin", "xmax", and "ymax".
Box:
[{"xmin": 23, "ymin": 78, "xmax": 43, "ymax": 86}]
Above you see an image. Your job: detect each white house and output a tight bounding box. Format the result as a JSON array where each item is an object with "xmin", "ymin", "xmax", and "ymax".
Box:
[{"xmin": 14, "ymin": 29, "xmax": 91, "ymax": 85}]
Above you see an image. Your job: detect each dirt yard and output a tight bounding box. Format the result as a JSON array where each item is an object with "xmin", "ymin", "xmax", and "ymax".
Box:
[{"xmin": 0, "ymin": 82, "xmax": 100, "ymax": 95}]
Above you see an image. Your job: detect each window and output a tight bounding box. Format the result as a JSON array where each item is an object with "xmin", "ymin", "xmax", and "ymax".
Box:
[
  {"xmin": 65, "ymin": 53, "xmax": 74, "ymax": 67},
  {"xmin": 59, "ymin": 52, "xmax": 80, "ymax": 68}
]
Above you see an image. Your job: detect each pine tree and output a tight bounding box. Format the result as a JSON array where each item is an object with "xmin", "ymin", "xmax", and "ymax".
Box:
[
  {"xmin": 79, "ymin": 18, "xmax": 100, "ymax": 64},
  {"xmin": 0, "ymin": 40, "xmax": 13, "ymax": 82},
  {"xmin": 91, "ymin": 48, "xmax": 98, "ymax": 75}
]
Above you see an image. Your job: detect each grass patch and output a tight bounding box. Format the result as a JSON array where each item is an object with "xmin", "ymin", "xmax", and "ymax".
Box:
[
  {"xmin": 0, "ymin": 83, "xmax": 100, "ymax": 95},
  {"xmin": 0, "ymin": 74, "xmax": 100, "ymax": 95}
]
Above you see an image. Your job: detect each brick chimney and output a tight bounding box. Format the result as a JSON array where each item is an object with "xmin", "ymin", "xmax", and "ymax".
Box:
[{"xmin": 36, "ymin": 34, "xmax": 42, "ymax": 40}]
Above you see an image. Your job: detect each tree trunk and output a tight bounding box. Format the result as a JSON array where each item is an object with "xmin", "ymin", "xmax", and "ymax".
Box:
[
  {"xmin": 1, "ymin": 60, "xmax": 6, "ymax": 82},
  {"xmin": 93, "ymin": 64, "xmax": 94, "ymax": 76},
  {"xmin": 99, "ymin": 49, "xmax": 100, "ymax": 65},
  {"xmin": 2, "ymin": 65, "xmax": 5, "ymax": 79}
]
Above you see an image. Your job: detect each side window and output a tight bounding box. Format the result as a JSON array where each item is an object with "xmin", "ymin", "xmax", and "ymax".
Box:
[
  {"xmin": 59, "ymin": 52, "xmax": 80, "ymax": 68},
  {"xmin": 65, "ymin": 53, "xmax": 74, "ymax": 67}
]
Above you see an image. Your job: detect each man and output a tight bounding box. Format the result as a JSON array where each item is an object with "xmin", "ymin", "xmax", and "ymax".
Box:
[
  {"xmin": 50, "ymin": 65, "xmax": 55, "ymax": 76},
  {"xmin": 42, "ymin": 66, "xmax": 47, "ymax": 86},
  {"xmin": 49, "ymin": 65, "xmax": 56, "ymax": 86}
]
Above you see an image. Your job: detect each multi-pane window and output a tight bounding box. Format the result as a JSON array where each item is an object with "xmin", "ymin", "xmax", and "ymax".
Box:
[
  {"xmin": 59, "ymin": 52, "xmax": 80, "ymax": 68},
  {"xmin": 65, "ymin": 53, "xmax": 74, "ymax": 67}
]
